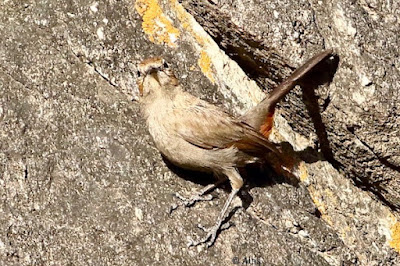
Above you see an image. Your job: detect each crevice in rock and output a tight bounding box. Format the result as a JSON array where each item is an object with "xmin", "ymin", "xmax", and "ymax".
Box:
[
  {"xmin": 69, "ymin": 47, "xmax": 118, "ymax": 88},
  {"xmin": 24, "ymin": 165, "xmax": 28, "ymax": 180},
  {"xmin": 87, "ymin": 61, "xmax": 118, "ymax": 88},
  {"xmin": 347, "ymin": 125, "xmax": 400, "ymax": 173},
  {"xmin": 354, "ymin": 132, "xmax": 400, "ymax": 173},
  {"xmin": 352, "ymin": 175, "xmax": 399, "ymax": 210},
  {"xmin": 180, "ymin": 0, "xmax": 294, "ymax": 89},
  {"xmin": 346, "ymin": 126, "xmax": 400, "ymax": 210}
]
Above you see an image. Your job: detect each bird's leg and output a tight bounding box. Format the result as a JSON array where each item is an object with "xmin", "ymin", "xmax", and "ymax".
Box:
[
  {"xmin": 188, "ymin": 188, "xmax": 239, "ymax": 247},
  {"xmin": 170, "ymin": 177, "xmax": 228, "ymax": 213},
  {"xmin": 188, "ymin": 168, "xmax": 243, "ymax": 247}
]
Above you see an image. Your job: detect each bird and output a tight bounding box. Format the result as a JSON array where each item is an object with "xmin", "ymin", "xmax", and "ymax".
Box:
[{"xmin": 136, "ymin": 50, "xmax": 333, "ymax": 247}]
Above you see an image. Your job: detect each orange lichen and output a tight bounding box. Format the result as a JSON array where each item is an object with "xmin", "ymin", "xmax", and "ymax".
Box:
[
  {"xmin": 390, "ymin": 221, "xmax": 400, "ymax": 252},
  {"xmin": 198, "ymin": 51, "xmax": 215, "ymax": 83},
  {"xmin": 135, "ymin": 0, "xmax": 180, "ymax": 47}
]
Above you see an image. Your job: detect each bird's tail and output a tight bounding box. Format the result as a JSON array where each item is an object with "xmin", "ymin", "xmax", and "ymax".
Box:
[{"xmin": 241, "ymin": 49, "xmax": 334, "ymax": 139}]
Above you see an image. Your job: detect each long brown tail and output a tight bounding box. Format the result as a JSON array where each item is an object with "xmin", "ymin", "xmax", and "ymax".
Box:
[{"xmin": 241, "ymin": 49, "xmax": 334, "ymax": 138}]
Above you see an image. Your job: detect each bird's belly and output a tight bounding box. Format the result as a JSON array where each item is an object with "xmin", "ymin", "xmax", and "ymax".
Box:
[
  {"xmin": 153, "ymin": 133, "xmax": 213, "ymax": 171},
  {"xmin": 147, "ymin": 123, "xmax": 237, "ymax": 172}
]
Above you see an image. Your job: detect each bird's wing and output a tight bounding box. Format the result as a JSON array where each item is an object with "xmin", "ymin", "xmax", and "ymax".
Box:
[{"xmin": 170, "ymin": 97, "xmax": 279, "ymax": 154}]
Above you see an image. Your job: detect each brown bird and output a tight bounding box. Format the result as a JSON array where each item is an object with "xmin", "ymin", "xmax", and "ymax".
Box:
[{"xmin": 137, "ymin": 50, "xmax": 333, "ymax": 247}]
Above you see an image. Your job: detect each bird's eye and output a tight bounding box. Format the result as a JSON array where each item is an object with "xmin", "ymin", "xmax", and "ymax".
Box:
[
  {"xmin": 136, "ymin": 70, "xmax": 141, "ymax": 77},
  {"xmin": 163, "ymin": 61, "xmax": 169, "ymax": 69}
]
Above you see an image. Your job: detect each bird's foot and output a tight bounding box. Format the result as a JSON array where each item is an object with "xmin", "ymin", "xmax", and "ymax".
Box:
[
  {"xmin": 175, "ymin": 192, "xmax": 214, "ymax": 207},
  {"xmin": 187, "ymin": 222, "xmax": 231, "ymax": 248},
  {"xmin": 169, "ymin": 192, "xmax": 214, "ymax": 214}
]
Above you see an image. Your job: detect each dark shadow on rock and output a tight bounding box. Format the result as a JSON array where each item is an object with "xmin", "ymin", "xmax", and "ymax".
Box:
[
  {"xmin": 352, "ymin": 173, "xmax": 400, "ymax": 211},
  {"xmin": 162, "ymin": 155, "xmax": 216, "ymax": 186},
  {"xmin": 162, "ymin": 155, "xmax": 293, "ymax": 212},
  {"xmin": 277, "ymin": 140, "xmax": 337, "ymax": 166},
  {"xmin": 299, "ymin": 53, "xmax": 341, "ymax": 169},
  {"xmin": 162, "ymin": 154, "xmax": 285, "ymax": 189}
]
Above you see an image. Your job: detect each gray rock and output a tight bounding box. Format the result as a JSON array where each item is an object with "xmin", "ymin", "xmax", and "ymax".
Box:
[{"xmin": 0, "ymin": 0, "xmax": 398, "ymax": 265}]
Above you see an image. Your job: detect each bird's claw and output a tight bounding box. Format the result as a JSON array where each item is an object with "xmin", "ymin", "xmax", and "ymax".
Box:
[
  {"xmin": 176, "ymin": 192, "xmax": 214, "ymax": 207},
  {"xmin": 169, "ymin": 192, "xmax": 214, "ymax": 214},
  {"xmin": 187, "ymin": 222, "xmax": 231, "ymax": 248},
  {"xmin": 187, "ymin": 225, "xmax": 218, "ymax": 248}
]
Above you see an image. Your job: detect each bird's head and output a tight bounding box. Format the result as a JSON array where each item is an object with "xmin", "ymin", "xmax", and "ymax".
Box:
[{"xmin": 136, "ymin": 57, "xmax": 179, "ymax": 98}]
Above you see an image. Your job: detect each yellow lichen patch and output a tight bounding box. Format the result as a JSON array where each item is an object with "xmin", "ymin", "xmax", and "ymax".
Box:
[
  {"xmin": 169, "ymin": 0, "xmax": 208, "ymax": 46},
  {"xmin": 390, "ymin": 220, "xmax": 400, "ymax": 253},
  {"xmin": 324, "ymin": 188, "xmax": 338, "ymax": 206},
  {"xmin": 169, "ymin": 0, "xmax": 190, "ymax": 29},
  {"xmin": 308, "ymin": 186, "xmax": 333, "ymax": 226},
  {"xmin": 340, "ymin": 226, "xmax": 351, "ymax": 239},
  {"xmin": 168, "ymin": 0, "xmax": 214, "ymax": 80},
  {"xmin": 198, "ymin": 51, "xmax": 215, "ymax": 83},
  {"xmin": 298, "ymin": 161, "xmax": 308, "ymax": 182},
  {"xmin": 135, "ymin": 0, "xmax": 180, "ymax": 47}
]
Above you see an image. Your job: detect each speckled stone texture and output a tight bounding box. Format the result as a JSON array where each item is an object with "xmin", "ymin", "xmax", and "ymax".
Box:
[{"xmin": 0, "ymin": 0, "xmax": 399, "ymax": 265}]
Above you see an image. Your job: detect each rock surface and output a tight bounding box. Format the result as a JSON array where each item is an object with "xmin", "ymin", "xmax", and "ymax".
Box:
[{"xmin": 0, "ymin": 0, "xmax": 399, "ymax": 265}]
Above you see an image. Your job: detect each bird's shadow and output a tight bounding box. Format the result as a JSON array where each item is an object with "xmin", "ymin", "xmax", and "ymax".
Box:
[
  {"xmin": 298, "ymin": 52, "xmax": 340, "ymax": 167},
  {"xmin": 163, "ymin": 155, "xmax": 293, "ymax": 212}
]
